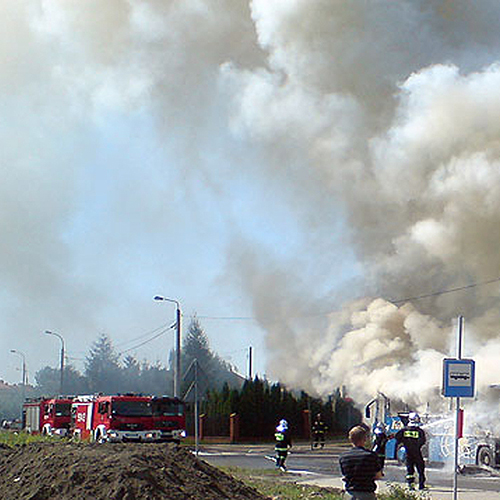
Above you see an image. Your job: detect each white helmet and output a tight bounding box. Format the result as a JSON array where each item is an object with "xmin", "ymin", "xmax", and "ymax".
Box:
[
  {"xmin": 279, "ymin": 419, "xmax": 288, "ymax": 429},
  {"xmin": 408, "ymin": 412, "xmax": 420, "ymax": 425}
]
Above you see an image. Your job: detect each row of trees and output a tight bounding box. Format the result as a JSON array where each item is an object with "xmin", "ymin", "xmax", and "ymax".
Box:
[
  {"xmin": 200, "ymin": 378, "xmax": 361, "ymax": 439},
  {"xmin": 35, "ymin": 319, "xmax": 243, "ymax": 396}
]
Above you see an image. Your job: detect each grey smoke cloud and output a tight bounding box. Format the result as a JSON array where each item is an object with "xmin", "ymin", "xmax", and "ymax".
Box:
[
  {"xmin": 2, "ymin": 0, "xmax": 500, "ymax": 412},
  {"xmin": 222, "ymin": 0, "xmax": 500, "ymax": 407}
]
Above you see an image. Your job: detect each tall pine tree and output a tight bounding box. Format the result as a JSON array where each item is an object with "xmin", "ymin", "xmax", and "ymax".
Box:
[{"xmin": 85, "ymin": 334, "xmax": 122, "ymax": 393}]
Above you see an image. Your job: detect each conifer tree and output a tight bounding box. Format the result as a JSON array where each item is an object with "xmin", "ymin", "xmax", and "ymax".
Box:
[{"xmin": 84, "ymin": 334, "xmax": 122, "ymax": 393}]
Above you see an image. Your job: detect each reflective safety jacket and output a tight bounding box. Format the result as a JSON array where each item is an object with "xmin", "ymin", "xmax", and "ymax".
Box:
[
  {"xmin": 395, "ymin": 425, "xmax": 426, "ymax": 458},
  {"xmin": 275, "ymin": 430, "xmax": 291, "ymax": 451},
  {"xmin": 312, "ymin": 419, "xmax": 327, "ymax": 434}
]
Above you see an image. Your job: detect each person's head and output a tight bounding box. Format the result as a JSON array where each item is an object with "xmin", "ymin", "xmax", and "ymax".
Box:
[
  {"xmin": 408, "ymin": 412, "xmax": 420, "ymax": 426},
  {"xmin": 316, "ymin": 413, "xmax": 322, "ymax": 420},
  {"xmin": 348, "ymin": 425, "xmax": 368, "ymax": 446},
  {"xmin": 277, "ymin": 419, "xmax": 288, "ymax": 432}
]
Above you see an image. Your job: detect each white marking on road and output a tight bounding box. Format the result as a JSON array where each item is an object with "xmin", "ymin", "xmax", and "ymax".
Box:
[
  {"xmin": 195, "ymin": 450, "xmax": 268, "ymax": 457},
  {"xmin": 287, "ymin": 470, "xmax": 321, "ymax": 476}
]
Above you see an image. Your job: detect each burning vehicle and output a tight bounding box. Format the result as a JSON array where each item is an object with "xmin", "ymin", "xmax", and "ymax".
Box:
[{"xmin": 365, "ymin": 393, "xmax": 500, "ymax": 468}]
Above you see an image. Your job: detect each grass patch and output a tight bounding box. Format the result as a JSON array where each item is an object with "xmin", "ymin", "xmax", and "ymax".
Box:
[
  {"xmin": 221, "ymin": 468, "xmax": 431, "ymax": 500},
  {"xmin": 0, "ymin": 430, "xmax": 60, "ymax": 446},
  {"xmin": 222, "ymin": 467, "xmax": 343, "ymax": 499}
]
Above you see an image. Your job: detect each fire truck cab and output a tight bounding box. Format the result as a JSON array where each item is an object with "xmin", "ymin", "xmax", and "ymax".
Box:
[
  {"xmin": 72, "ymin": 394, "xmax": 161, "ymax": 443},
  {"xmin": 23, "ymin": 397, "xmax": 73, "ymax": 436},
  {"xmin": 152, "ymin": 396, "xmax": 186, "ymax": 443}
]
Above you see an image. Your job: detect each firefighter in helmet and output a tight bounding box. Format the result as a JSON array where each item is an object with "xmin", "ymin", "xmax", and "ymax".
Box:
[
  {"xmin": 372, "ymin": 422, "xmax": 390, "ymax": 471},
  {"xmin": 312, "ymin": 413, "xmax": 327, "ymax": 449},
  {"xmin": 275, "ymin": 419, "xmax": 292, "ymax": 471},
  {"xmin": 395, "ymin": 412, "xmax": 426, "ymax": 490}
]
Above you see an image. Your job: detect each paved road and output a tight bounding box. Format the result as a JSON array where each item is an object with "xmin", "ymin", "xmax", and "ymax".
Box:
[{"xmin": 198, "ymin": 442, "xmax": 500, "ymax": 498}]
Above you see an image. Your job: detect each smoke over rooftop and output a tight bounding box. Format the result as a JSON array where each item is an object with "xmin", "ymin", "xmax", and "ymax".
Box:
[{"xmin": 2, "ymin": 1, "xmax": 500, "ymax": 409}]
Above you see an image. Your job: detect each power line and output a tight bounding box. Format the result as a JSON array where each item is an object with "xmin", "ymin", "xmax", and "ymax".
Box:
[
  {"xmin": 390, "ymin": 276, "xmax": 500, "ymax": 305},
  {"xmin": 219, "ymin": 347, "xmax": 248, "ymax": 357},
  {"xmin": 119, "ymin": 327, "xmax": 172, "ymax": 355},
  {"xmin": 193, "ymin": 276, "xmax": 500, "ymax": 321},
  {"xmin": 195, "ymin": 315, "xmax": 256, "ymax": 321},
  {"xmin": 114, "ymin": 322, "xmax": 172, "ymax": 348}
]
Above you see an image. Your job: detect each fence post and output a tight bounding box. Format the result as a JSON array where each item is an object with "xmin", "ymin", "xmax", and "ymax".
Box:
[
  {"xmin": 303, "ymin": 409, "xmax": 311, "ymax": 440},
  {"xmin": 199, "ymin": 413, "xmax": 206, "ymax": 441},
  {"xmin": 230, "ymin": 413, "xmax": 240, "ymax": 443}
]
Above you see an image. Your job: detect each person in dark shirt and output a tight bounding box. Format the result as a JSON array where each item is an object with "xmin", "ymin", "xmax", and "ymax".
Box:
[
  {"xmin": 275, "ymin": 419, "xmax": 292, "ymax": 471},
  {"xmin": 339, "ymin": 425, "xmax": 383, "ymax": 500},
  {"xmin": 312, "ymin": 413, "xmax": 327, "ymax": 449},
  {"xmin": 372, "ymin": 422, "xmax": 390, "ymax": 470},
  {"xmin": 395, "ymin": 412, "xmax": 426, "ymax": 490}
]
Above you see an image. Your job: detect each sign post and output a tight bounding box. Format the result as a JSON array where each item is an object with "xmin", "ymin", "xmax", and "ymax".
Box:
[{"xmin": 442, "ymin": 316, "xmax": 475, "ymax": 500}]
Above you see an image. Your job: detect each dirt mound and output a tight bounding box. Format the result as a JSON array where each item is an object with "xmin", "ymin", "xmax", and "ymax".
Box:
[{"xmin": 0, "ymin": 442, "xmax": 269, "ymax": 500}]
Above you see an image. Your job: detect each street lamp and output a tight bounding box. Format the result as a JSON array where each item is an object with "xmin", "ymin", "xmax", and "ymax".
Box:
[
  {"xmin": 44, "ymin": 330, "xmax": 65, "ymax": 395},
  {"xmin": 10, "ymin": 349, "xmax": 26, "ymax": 387},
  {"xmin": 153, "ymin": 295, "xmax": 182, "ymax": 398},
  {"xmin": 10, "ymin": 349, "xmax": 26, "ymax": 423}
]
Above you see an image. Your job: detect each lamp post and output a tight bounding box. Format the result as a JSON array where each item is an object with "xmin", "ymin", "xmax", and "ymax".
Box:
[
  {"xmin": 153, "ymin": 295, "xmax": 182, "ymax": 398},
  {"xmin": 44, "ymin": 330, "xmax": 65, "ymax": 395},
  {"xmin": 10, "ymin": 349, "xmax": 26, "ymax": 423}
]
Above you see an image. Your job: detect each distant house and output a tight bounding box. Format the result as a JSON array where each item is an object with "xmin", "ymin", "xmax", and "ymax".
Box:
[
  {"xmin": 227, "ymin": 369, "xmax": 247, "ymax": 388},
  {"xmin": 0, "ymin": 380, "xmax": 13, "ymax": 391}
]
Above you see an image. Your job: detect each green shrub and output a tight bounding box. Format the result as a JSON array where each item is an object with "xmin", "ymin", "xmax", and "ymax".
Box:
[{"xmin": 379, "ymin": 483, "xmax": 430, "ymax": 500}]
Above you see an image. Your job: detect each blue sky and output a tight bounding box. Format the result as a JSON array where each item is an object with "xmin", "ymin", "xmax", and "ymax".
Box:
[{"xmin": 1, "ymin": 98, "xmax": 357, "ymax": 384}]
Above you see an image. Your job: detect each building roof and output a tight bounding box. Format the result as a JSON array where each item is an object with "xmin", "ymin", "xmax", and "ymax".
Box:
[{"xmin": 0, "ymin": 380, "xmax": 14, "ymax": 390}]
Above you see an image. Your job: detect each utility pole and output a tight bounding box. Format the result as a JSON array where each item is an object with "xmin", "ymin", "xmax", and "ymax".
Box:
[
  {"xmin": 183, "ymin": 358, "xmax": 200, "ymax": 456},
  {"xmin": 44, "ymin": 330, "xmax": 65, "ymax": 394},
  {"xmin": 248, "ymin": 346, "xmax": 253, "ymax": 380},
  {"xmin": 176, "ymin": 305, "xmax": 182, "ymax": 398},
  {"xmin": 10, "ymin": 349, "xmax": 26, "ymax": 423},
  {"xmin": 194, "ymin": 359, "xmax": 199, "ymax": 456},
  {"xmin": 154, "ymin": 296, "xmax": 182, "ymax": 398}
]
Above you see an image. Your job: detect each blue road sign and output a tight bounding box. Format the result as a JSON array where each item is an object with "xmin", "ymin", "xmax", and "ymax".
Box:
[{"xmin": 442, "ymin": 358, "xmax": 475, "ymax": 397}]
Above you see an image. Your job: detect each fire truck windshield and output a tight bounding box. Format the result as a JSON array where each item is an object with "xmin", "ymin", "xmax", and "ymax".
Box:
[
  {"xmin": 152, "ymin": 401, "xmax": 184, "ymax": 416},
  {"xmin": 55, "ymin": 404, "xmax": 71, "ymax": 417},
  {"xmin": 111, "ymin": 400, "xmax": 152, "ymax": 417}
]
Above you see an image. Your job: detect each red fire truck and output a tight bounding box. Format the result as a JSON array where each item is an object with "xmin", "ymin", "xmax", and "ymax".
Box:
[
  {"xmin": 152, "ymin": 396, "xmax": 186, "ymax": 443},
  {"xmin": 72, "ymin": 394, "xmax": 161, "ymax": 442},
  {"xmin": 23, "ymin": 397, "xmax": 73, "ymax": 436}
]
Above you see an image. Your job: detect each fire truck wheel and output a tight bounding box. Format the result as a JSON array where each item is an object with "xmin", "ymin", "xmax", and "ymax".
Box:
[
  {"xmin": 477, "ymin": 446, "xmax": 494, "ymax": 467},
  {"xmin": 42, "ymin": 426, "xmax": 51, "ymax": 436},
  {"xmin": 95, "ymin": 430, "xmax": 106, "ymax": 444}
]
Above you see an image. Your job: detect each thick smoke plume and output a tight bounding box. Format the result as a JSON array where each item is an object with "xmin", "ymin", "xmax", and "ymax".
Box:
[
  {"xmin": 2, "ymin": 0, "xmax": 500, "ymax": 418},
  {"xmin": 223, "ymin": 0, "xmax": 500, "ymax": 412}
]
